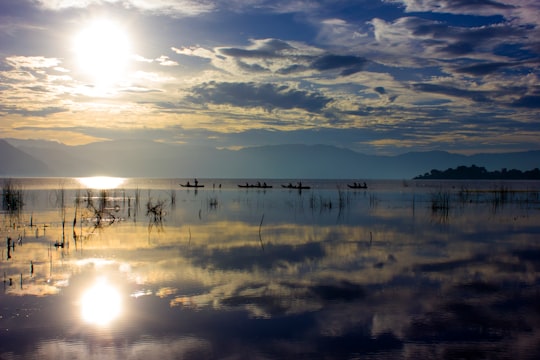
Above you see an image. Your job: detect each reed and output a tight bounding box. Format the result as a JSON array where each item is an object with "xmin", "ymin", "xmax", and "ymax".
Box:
[
  {"xmin": 2, "ymin": 179, "xmax": 24, "ymax": 213},
  {"xmin": 430, "ymin": 190, "xmax": 450, "ymax": 211}
]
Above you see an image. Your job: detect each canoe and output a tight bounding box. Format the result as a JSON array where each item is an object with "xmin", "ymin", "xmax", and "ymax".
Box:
[
  {"xmin": 347, "ymin": 184, "xmax": 368, "ymax": 189},
  {"xmin": 180, "ymin": 184, "xmax": 204, "ymax": 188},
  {"xmin": 281, "ymin": 184, "xmax": 311, "ymax": 190},
  {"xmin": 238, "ymin": 184, "xmax": 273, "ymax": 188}
]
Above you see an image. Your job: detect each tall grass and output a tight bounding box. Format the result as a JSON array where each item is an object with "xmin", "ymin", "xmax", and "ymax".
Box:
[{"xmin": 2, "ymin": 179, "xmax": 24, "ymax": 213}]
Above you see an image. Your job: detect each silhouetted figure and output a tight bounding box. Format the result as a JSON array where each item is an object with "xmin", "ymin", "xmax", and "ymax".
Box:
[
  {"xmin": 194, "ymin": 178, "xmax": 198, "ymax": 187},
  {"xmin": 30, "ymin": 261, "xmax": 34, "ymax": 277}
]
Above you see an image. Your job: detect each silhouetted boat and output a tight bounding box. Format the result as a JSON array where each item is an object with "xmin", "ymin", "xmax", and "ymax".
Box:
[
  {"xmin": 180, "ymin": 179, "xmax": 204, "ymax": 188},
  {"xmin": 180, "ymin": 184, "xmax": 204, "ymax": 188},
  {"xmin": 238, "ymin": 183, "xmax": 272, "ymax": 188},
  {"xmin": 347, "ymin": 182, "xmax": 368, "ymax": 189},
  {"xmin": 281, "ymin": 184, "xmax": 311, "ymax": 190}
]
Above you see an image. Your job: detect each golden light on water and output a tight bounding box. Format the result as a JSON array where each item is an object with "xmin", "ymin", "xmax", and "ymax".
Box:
[
  {"xmin": 77, "ymin": 176, "xmax": 125, "ymax": 189},
  {"xmin": 80, "ymin": 278, "xmax": 122, "ymax": 326}
]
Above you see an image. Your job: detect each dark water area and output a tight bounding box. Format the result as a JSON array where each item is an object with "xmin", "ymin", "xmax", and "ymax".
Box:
[{"xmin": 1, "ymin": 177, "xmax": 540, "ymax": 359}]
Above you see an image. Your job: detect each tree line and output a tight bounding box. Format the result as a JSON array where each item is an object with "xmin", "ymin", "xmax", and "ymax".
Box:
[{"xmin": 414, "ymin": 165, "xmax": 540, "ymax": 180}]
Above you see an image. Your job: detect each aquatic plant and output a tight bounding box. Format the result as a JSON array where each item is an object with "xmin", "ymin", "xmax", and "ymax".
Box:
[
  {"xmin": 431, "ymin": 190, "xmax": 450, "ymax": 212},
  {"xmin": 207, "ymin": 196, "xmax": 218, "ymax": 208},
  {"xmin": 2, "ymin": 179, "xmax": 24, "ymax": 213},
  {"xmin": 146, "ymin": 198, "xmax": 166, "ymax": 233}
]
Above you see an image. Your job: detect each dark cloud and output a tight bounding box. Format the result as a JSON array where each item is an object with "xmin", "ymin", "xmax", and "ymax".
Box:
[
  {"xmin": 186, "ymin": 81, "xmax": 331, "ymax": 112},
  {"xmin": 0, "ymin": 105, "xmax": 67, "ymax": 117},
  {"xmin": 511, "ymin": 95, "xmax": 540, "ymax": 108},
  {"xmin": 311, "ymin": 54, "xmax": 367, "ymax": 76},
  {"xmin": 374, "ymin": 86, "xmax": 386, "ymax": 94},
  {"xmin": 455, "ymin": 61, "xmax": 512, "ymax": 75},
  {"xmin": 440, "ymin": 41, "xmax": 475, "ymax": 55},
  {"xmin": 277, "ymin": 64, "xmax": 309, "ymax": 74},
  {"xmin": 236, "ymin": 60, "xmax": 268, "ymax": 72},
  {"xmin": 440, "ymin": 0, "xmax": 515, "ymax": 11},
  {"xmin": 411, "ymin": 83, "xmax": 490, "ymax": 102},
  {"xmin": 219, "ymin": 39, "xmax": 293, "ymax": 58}
]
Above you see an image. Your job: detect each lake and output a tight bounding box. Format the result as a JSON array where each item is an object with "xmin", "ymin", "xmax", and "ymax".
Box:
[{"xmin": 1, "ymin": 177, "xmax": 540, "ymax": 359}]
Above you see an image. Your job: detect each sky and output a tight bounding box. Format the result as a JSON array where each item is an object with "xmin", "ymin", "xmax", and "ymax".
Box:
[{"xmin": 0, "ymin": 0, "xmax": 539, "ymax": 155}]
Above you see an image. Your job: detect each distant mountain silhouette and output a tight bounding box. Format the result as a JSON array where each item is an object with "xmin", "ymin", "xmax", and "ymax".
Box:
[
  {"xmin": 2, "ymin": 138, "xmax": 539, "ymax": 179},
  {"xmin": 0, "ymin": 139, "xmax": 50, "ymax": 176}
]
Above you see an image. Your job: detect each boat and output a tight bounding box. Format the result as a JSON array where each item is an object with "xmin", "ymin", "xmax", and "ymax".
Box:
[
  {"xmin": 238, "ymin": 183, "xmax": 272, "ymax": 189},
  {"xmin": 281, "ymin": 183, "xmax": 311, "ymax": 190},
  {"xmin": 180, "ymin": 184, "xmax": 204, "ymax": 188},
  {"xmin": 347, "ymin": 182, "xmax": 368, "ymax": 189},
  {"xmin": 180, "ymin": 179, "xmax": 204, "ymax": 188}
]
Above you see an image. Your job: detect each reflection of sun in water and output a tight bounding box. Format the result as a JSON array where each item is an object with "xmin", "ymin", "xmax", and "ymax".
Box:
[
  {"xmin": 72, "ymin": 19, "xmax": 131, "ymax": 86},
  {"xmin": 81, "ymin": 278, "xmax": 122, "ymax": 326},
  {"xmin": 77, "ymin": 176, "xmax": 125, "ymax": 189}
]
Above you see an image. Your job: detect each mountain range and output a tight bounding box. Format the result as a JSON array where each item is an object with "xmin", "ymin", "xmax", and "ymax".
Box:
[{"xmin": 1, "ymin": 138, "xmax": 538, "ymax": 179}]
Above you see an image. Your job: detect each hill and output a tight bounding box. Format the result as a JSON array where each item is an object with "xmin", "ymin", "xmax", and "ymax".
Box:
[
  {"xmin": 2, "ymin": 139, "xmax": 539, "ymax": 179},
  {"xmin": 414, "ymin": 165, "xmax": 540, "ymax": 180}
]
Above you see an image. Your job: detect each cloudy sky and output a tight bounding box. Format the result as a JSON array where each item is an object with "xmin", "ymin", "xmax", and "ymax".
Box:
[{"xmin": 1, "ymin": 0, "xmax": 539, "ymax": 155}]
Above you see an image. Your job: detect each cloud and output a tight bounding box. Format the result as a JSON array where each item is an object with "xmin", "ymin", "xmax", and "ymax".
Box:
[
  {"xmin": 455, "ymin": 61, "xmax": 513, "ymax": 75},
  {"xmin": 5, "ymin": 56, "xmax": 61, "ymax": 69},
  {"xmin": 186, "ymin": 81, "xmax": 332, "ymax": 112},
  {"xmin": 155, "ymin": 55, "xmax": 178, "ymax": 66},
  {"xmin": 219, "ymin": 39, "xmax": 294, "ymax": 58},
  {"xmin": 311, "ymin": 54, "xmax": 368, "ymax": 76},
  {"xmin": 511, "ymin": 95, "xmax": 540, "ymax": 108},
  {"xmin": 34, "ymin": 0, "xmax": 215, "ymax": 16},
  {"xmin": 411, "ymin": 83, "xmax": 491, "ymax": 102},
  {"xmin": 177, "ymin": 38, "xmax": 369, "ymax": 78},
  {"xmin": 389, "ymin": 0, "xmax": 515, "ymax": 16}
]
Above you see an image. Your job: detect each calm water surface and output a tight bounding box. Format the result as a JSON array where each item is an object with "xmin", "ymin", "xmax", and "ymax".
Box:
[{"xmin": 1, "ymin": 178, "xmax": 540, "ymax": 359}]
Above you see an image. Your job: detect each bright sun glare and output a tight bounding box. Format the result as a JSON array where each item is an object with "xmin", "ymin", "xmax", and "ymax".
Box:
[
  {"xmin": 77, "ymin": 176, "xmax": 125, "ymax": 189},
  {"xmin": 72, "ymin": 19, "xmax": 131, "ymax": 85},
  {"xmin": 81, "ymin": 277, "xmax": 122, "ymax": 326}
]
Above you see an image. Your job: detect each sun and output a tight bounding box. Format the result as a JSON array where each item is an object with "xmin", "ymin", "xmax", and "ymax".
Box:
[{"xmin": 72, "ymin": 19, "xmax": 132, "ymax": 86}]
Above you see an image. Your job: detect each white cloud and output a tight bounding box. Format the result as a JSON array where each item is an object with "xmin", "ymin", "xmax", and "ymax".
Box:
[
  {"xmin": 156, "ymin": 55, "xmax": 178, "ymax": 66},
  {"xmin": 6, "ymin": 56, "xmax": 62, "ymax": 69},
  {"xmin": 35, "ymin": 0, "xmax": 215, "ymax": 16}
]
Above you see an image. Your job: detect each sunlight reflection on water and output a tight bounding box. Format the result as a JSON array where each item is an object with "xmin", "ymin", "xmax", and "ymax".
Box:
[
  {"xmin": 80, "ymin": 277, "xmax": 123, "ymax": 326},
  {"xmin": 77, "ymin": 176, "xmax": 125, "ymax": 189}
]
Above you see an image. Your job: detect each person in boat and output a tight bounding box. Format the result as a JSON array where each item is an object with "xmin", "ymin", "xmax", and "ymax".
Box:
[
  {"xmin": 194, "ymin": 178, "xmax": 198, "ymax": 187},
  {"xmin": 363, "ymin": 182, "xmax": 367, "ymax": 188},
  {"xmin": 263, "ymin": 182, "xmax": 267, "ymax": 187},
  {"xmin": 186, "ymin": 181, "xmax": 190, "ymax": 186},
  {"xmin": 298, "ymin": 181, "xmax": 302, "ymax": 188}
]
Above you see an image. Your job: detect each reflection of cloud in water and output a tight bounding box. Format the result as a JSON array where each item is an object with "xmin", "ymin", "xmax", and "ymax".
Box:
[
  {"xmin": 32, "ymin": 337, "xmax": 212, "ymax": 360},
  {"xmin": 2, "ymin": 181, "xmax": 540, "ymax": 358}
]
